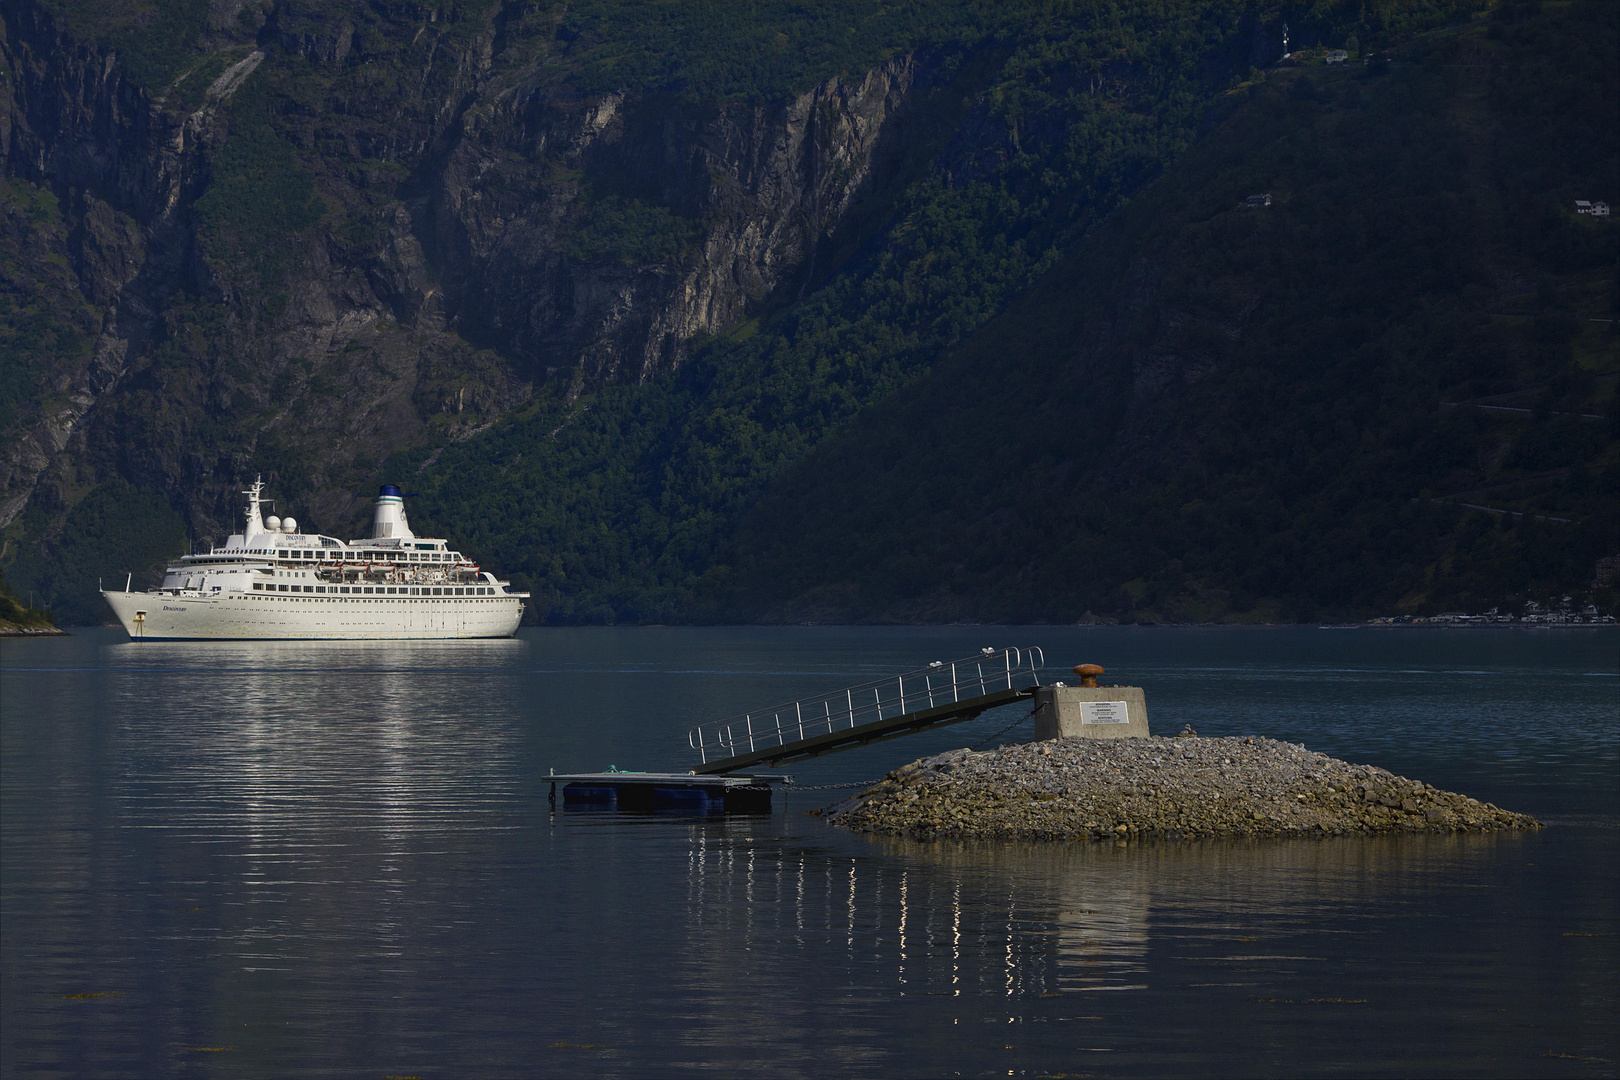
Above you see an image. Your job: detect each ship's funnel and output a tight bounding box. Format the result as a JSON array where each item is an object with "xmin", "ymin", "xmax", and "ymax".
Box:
[{"xmin": 372, "ymin": 484, "xmax": 414, "ymax": 540}]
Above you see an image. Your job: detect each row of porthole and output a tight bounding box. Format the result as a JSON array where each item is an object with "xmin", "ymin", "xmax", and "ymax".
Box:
[
  {"xmin": 280, "ymin": 551, "xmax": 454, "ymax": 562},
  {"xmin": 254, "ymin": 583, "xmax": 496, "ymax": 596},
  {"xmin": 247, "ymin": 596, "xmax": 505, "ymax": 605}
]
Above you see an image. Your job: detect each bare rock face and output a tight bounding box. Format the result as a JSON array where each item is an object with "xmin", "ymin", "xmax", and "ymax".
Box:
[
  {"xmin": 819, "ymin": 736, "xmax": 1542, "ymax": 842},
  {"xmin": 431, "ymin": 54, "xmax": 921, "ymax": 384},
  {"xmin": 1, "ymin": 6, "xmax": 252, "ymax": 538},
  {"xmin": 0, "ymin": 0, "xmax": 928, "ymax": 566},
  {"xmin": 71, "ymin": 193, "xmax": 145, "ymax": 306}
]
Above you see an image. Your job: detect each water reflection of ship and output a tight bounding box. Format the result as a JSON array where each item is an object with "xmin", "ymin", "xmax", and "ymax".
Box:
[
  {"xmin": 104, "ymin": 638, "xmax": 526, "ymax": 929},
  {"xmin": 108, "ymin": 636, "xmax": 527, "ymax": 831}
]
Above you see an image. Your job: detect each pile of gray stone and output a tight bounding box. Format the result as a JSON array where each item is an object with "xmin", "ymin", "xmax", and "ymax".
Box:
[{"xmin": 816, "ymin": 735, "xmax": 1539, "ymax": 841}]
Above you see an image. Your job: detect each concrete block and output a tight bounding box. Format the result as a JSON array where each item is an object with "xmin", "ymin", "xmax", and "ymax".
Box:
[{"xmin": 1032, "ymin": 685, "xmax": 1150, "ymax": 740}]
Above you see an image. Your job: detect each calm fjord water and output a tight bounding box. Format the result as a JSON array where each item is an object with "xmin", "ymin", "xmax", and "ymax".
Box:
[{"xmin": 2, "ymin": 626, "xmax": 1615, "ymax": 1078}]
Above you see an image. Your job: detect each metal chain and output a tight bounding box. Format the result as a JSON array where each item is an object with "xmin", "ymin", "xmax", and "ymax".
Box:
[
  {"xmin": 971, "ymin": 707, "xmax": 1035, "ymax": 750},
  {"xmin": 783, "ymin": 778, "xmax": 885, "ymax": 790}
]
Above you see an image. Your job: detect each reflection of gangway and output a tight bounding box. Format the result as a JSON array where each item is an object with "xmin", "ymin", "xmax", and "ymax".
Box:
[{"xmin": 687, "ymin": 647, "xmax": 1045, "ymax": 775}]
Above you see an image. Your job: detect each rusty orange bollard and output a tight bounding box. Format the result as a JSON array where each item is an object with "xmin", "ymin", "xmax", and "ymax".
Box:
[{"xmin": 1073, "ymin": 663, "xmax": 1105, "ymax": 688}]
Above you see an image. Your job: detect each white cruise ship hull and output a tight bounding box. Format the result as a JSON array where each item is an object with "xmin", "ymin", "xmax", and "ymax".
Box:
[{"xmin": 103, "ymin": 589, "xmax": 523, "ymax": 641}]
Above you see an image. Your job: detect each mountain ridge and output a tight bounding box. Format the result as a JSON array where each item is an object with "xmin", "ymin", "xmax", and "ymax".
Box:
[
  {"xmin": 4, "ymin": 0, "xmax": 1610, "ymax": 626},
  {"xmin": 704, "ymin": 4, "xmax": 1619, "ymax": 624}
]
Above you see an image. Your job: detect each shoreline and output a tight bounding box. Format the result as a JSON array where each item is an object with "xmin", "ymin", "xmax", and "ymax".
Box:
[{"xmin": 0, "ymin": 623, "xmax": 70, "ymax": 637}]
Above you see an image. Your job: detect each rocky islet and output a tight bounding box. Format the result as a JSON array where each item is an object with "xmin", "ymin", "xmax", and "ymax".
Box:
[{"xmin": 817, "ymin": 734, "xmax": 1540, "ymax": 842}]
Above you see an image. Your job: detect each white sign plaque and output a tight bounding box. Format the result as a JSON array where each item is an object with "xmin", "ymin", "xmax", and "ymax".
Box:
[{"xmin": 1080, "ymin": 701, "xmax": 1131, "ymax": 725}]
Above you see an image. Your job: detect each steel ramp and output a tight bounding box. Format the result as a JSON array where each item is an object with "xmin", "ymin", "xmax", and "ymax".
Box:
[{"xmin": 688, "ymin": 647, "xmax": 1043, "ymax": 774}]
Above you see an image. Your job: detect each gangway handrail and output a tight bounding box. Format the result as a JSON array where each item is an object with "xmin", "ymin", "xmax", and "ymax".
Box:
[{"xmin": 687, "ymin": 647, "xmax": 1044, "ymax": 766}]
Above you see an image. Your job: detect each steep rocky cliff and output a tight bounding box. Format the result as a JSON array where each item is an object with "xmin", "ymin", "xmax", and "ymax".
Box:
[
  {"xmin": 5, "ymin": 1, "xmax": 1543, "ymax": 627},
  {"xmin": 0, "ymin": 0, "xmax": 952, "ymax": 619},
  {"xmin": 428, "ymin": 54, "xmax": 925, "ymax": 385}
]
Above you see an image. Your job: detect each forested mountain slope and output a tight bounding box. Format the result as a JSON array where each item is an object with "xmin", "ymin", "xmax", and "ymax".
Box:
[
  {"xmin": 4, "ymin": 0, "xmax": 1000, "ymax": 621},
  {"xmin": 394, "ymin": 2, "xmax": 1284, "ymax": 622},
  {"xmin": 3, "ymin": 0, "xmax": 1607, "ymax": 626},
  {"xmin": 706, "ymin": 1, "xmax": 1619, "ymax": 624}
]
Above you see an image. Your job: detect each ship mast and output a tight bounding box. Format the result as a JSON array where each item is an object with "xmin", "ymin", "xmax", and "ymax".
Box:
[{"xmin": 243, "ymin": 477, "xmax": 266, "ymax": 538}]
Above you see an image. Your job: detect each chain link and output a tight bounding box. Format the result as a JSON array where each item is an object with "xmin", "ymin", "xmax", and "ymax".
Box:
[
  {"xmin": 783, "ymin": 778, "xmax": 885, "ymax": 790},
  {"xmin": 971, "ymin": 707, "xmax": 1035, "ymax": 749}
]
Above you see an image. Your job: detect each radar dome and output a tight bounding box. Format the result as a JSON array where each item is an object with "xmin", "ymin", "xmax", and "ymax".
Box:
[
  {"xmin": 265, "ymin": 515, "xmax": 281, "ymax": 531},
  {"xmin": 282, "ymin": 517, "xmax": 298, "ymax": 533}
]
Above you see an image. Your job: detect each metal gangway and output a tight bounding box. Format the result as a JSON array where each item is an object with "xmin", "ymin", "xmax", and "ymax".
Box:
[{"xmin": 688, "ymin": 647, "xmax": 1044, "ymax": 774}]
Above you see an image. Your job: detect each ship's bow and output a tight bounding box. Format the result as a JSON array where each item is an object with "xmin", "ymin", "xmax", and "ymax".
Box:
[{"xmin": 101, "ymin": 590, "xmax": 149, "ymax": 640}]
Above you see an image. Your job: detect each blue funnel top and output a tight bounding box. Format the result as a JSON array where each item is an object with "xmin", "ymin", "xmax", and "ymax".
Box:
[{"xmin": 379, "ymin": 484, "xmax": 404, "ymax": 499}]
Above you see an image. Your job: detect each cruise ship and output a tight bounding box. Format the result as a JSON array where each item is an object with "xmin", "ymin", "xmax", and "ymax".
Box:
[{"xmin": 102, "ymin": 480, "xmax": 528, "ymax": 640}]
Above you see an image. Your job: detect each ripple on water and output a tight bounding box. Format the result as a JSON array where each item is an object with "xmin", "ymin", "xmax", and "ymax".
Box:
[{"xmin": 2, "ymin": 626, "xmax": 1616, "ymax": 1077}]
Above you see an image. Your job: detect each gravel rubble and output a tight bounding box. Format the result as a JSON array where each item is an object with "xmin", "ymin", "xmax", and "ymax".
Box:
[{"xmin": 816, "ymin": 735, "xmax": 1540, "ymax": 841}]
